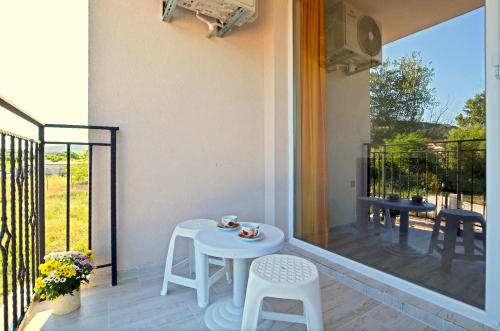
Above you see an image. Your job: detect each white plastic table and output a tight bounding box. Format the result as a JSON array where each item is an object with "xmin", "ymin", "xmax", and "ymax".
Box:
[
  {"xmin": 194, "ymin": 223, "xmax": 285, "ymax": 331},
  {"xmin": 359, "ymin": 197, "xmax": 436, "ymax": 247}
]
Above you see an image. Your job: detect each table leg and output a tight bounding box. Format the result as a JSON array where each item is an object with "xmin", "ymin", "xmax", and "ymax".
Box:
[
  {"xmin": 399, "ymin": 211, "xmax": 409, "ymax": 247},
  {"xmin": 204, "ymin": 258, "xmax": 274, "ymax": 331},
  {"xmin": 232, "ymin": 258, "xmax": 248, "ymax": 308},
  {"xmin": 373, "ymin": 206, "xmax": 381, "ymax": 227},
  {"xmin": 195, "ymin": 247, "xmax": 209, "ymax": 308}
]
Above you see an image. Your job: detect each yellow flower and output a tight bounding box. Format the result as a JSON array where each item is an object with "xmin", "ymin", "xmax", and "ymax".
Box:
[
  {"xmin": 40, "ymin": 293, "xmax": 46, "ymax": 300},
  {"xmin": 35, "ymin": 277, "xmax": 45, "ymax": 288}
]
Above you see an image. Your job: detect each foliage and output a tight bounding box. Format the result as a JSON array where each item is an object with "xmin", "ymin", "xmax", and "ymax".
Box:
[
  {"xmin": 455, "ymin": 91, "xmax": 485, "ymax": 128},
  {"xmin": 370, "ymin": 52, "xmax": 439, "ymax": 145},
  {"xmin": 46, "ymin": 150, "xmax": 88, "ymax": 163},
  {"xmin": 447, "ymin": 90, "xmax": 485, "ymax": 147},
  {"xmin": 34, "ymin": 250, "xmax": 95, "ymax": 301},
  {"xmin": 382, "ymin": 133, "xmax": 428, "ymax": 152}
]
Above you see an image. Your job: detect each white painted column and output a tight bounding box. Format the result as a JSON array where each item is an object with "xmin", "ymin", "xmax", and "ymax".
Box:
[{"xmin": 485, "ymin": 0, "xmax": 500, "ymax": 327}]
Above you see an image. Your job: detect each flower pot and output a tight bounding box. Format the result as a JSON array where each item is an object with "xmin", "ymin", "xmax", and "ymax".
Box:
[{"xmin": 51, "ymin": 289, "xmax": 81, "ymax": 315}]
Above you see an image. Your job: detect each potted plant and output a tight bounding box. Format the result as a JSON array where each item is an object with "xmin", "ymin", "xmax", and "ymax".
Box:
[{"xmin": 34, "ymin": 250, "xmax": 96, "ymax": 315}]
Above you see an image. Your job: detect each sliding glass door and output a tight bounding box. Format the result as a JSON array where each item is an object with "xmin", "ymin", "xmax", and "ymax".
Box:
[{"xmin": 293, "ymin": 0, "xmax": 488, "ymax": 309}]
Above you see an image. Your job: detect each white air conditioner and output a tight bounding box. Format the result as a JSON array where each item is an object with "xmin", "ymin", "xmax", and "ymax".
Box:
[
  {"xmin": 163, "ymin": 0, "xmax": 258, "ymax": 38},
  {"xmin": 326, "ymin": 2, "xmax": 382, "ymax": 74}
]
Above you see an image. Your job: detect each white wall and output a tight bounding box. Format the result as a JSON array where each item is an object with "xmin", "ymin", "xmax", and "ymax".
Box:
[
  {"xmin": 326, "ymin": 70, "xmax": 370, "ymax": 228},
  {"xmin": 89, "ymin": 0, "xmax": 289, "ymax": 270}
]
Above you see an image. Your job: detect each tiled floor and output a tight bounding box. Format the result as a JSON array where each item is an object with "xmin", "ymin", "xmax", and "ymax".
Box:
[{"xmin": 22, "ymin": 262, "xmax": 433, "ymax": 331}]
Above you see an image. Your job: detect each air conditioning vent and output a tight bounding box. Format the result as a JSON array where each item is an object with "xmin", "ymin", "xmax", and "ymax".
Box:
[
  {"xmin": 326, "ymin": 2, "xmax": 382, "ymax": 74},
  {"xmin": 162, "ymin": 0, "xmax": 258, "ymax": 38}
]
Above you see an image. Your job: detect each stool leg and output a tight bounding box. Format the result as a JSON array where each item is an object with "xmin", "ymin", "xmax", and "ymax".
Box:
[
  {"xmin": 428, "ymin": 213, "xmax": 442, "ymax": 254},
  {"xmin": 241, "ymin": 274, "xmax": 264, "ymax": 331},
  {"xmin": 481, "ymin": 220, "xmax": 486, "ymax": 251},
  {"xmin": 384, "ymin": 208, "xmax": 393, "ymax": 228},
  {"xmin": 303, "ymin": 282, "xmax": 324, "ymax": 331},
  {"xmin": 441, "ymin": 219, "xmax": 458, "ymax": 271},
  {"xmin": 195, "ymin": 247, "xmax": 209, "ymax": 308},
  {"xmin": 188, "ymin": 239, "xmax": 195, "ymax": 276},
  {"xmin": 160, "ymin": 230, "xmax": 178, "ymax": 296},
  {"xmin": 241, "ymin": 294, "xmax": 263, "ymax": 331},
  {"xmin": 373, "ymin": 206, "xmax": 381, "ymax": 227},
  {"xmin": 462, "ymin": 221, "xmax": 475, "ymax": 257},
  {"xmin": 223, "ymin": 258, "xmax": 231, "ymax": 283}
]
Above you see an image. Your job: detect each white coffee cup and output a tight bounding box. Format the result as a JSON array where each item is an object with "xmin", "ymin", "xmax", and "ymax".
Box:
[
  {"xmin": 221, "ymin": 215, "xmax": 238, "ymax": 227},
  {"xmin": 240, "ymin": 223, "xmax": 260, "ymax": 236}
]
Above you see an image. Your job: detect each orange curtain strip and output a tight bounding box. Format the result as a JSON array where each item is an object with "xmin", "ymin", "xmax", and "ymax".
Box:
[{"xmin": 299, "ymin": 0, "xmax": 329, "ymax": 247}]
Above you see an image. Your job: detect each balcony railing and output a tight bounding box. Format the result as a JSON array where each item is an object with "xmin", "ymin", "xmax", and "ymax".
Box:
[
  {"xmin": 366, "ymin": 138, "xmax": 486, "ymax": 218},
  {"xmin": 0, "ymin": 96, "xmax": 118, "ymax": 331}
]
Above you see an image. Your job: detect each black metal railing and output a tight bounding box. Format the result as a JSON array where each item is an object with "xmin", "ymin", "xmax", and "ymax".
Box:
[
  {"xmin": 0, "ymin": 96, "xmax": 118, "ymax": 331},
  {"xmin": 365, "ymin": 138, "xmax": 486, "ymax": 218}
]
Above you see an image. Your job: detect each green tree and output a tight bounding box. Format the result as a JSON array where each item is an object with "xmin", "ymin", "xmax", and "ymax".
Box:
[
  {"xmin": 448, "ymin": 90, "xmax": 486, "ymax": 143},
  {"xmin": 455, "ymin": 91, "xmax": 485, "ymax": 128},
  {"xmin": 447, "ymin": 91, "xmax": 486, "ymax": 197},
  {"xmin": 370, "ymin": 52, "xmax": 439, "ymax": 146}
]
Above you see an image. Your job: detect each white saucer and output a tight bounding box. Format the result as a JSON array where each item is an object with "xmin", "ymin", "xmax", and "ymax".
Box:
[
  {"xmin": 217, "ymin": 223, "xmax": 240, "ymax": 231},
  {"xmin": 238, "ymin": 231, "xmax": 264, "ymax": 241}
]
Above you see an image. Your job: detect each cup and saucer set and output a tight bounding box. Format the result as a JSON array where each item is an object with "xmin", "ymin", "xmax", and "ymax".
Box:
[{"xmin": 217, "ymin": 215, "xmax": 264, "ymax": 241}]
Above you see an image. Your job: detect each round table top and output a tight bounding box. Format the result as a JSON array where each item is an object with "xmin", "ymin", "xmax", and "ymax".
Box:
[
  {"xmin": 194, "ymin": 223, "xmax": 285, "ymax": 259},
  {"xmin": 358, "ymin": 196, "xmax": 436, "ymax": 212}
]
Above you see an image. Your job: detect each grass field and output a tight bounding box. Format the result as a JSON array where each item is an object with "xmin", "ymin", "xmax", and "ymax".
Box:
[{"xmin": 45, "ymin": 173, "xmax": 89, "ymax": 253}]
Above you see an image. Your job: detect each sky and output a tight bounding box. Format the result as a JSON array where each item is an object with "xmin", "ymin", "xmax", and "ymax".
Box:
[
  {"xmin": 383, "ymin": 7, "xmax": 485, "ymax": 125},
  {"xmin": 0, "ymin": 1, "xmax": 88, "ymax": 141}
]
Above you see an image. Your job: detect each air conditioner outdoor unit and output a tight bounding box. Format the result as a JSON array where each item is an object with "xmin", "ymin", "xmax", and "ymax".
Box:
[
  {"xmin": 163, "ymin": 0, "xmax": 258, "ymax": 38},
  {"xmin": 326, "ymin": 1, "xmax": 382, "ymax": 74}
]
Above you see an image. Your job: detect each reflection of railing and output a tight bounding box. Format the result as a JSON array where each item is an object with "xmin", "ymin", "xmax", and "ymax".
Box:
[
  {"xmin": 365, "ymin": 139, "xmax": 486, "ymax": 218},
  {"xmin": 0, "ymin": 96, "xmax": 118, "ymax": 331}
]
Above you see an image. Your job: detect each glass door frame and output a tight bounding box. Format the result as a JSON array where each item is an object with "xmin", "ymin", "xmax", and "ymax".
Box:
[{"xmin": 286, "ymin": 0, "xmax": 500, "ymax": 327}]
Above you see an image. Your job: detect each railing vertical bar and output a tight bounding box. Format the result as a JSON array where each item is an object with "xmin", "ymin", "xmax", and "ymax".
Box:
[
  {"xmin": 34, "ymin": 143, "xmax": 39, "ymax": 275},
  {"xmin": 66, "ymin": 144, "xmax": 71, "ymax": 251},
  {"xmin": 38, "ymin": 127, "xmax": 45, "ymax": 265},
  {"xmin": 110, "ymin": 130, "xmax": 117, "ymax": 286},
  {"xmin": 382, "ymin": 145, "xmax": 386, "ymax": 199},
  {"xmin": 407, "ymin": 152, "xmax": 410, "ymax": 199},
  {"xmin": 17, "ymin": 138, "xmax": 24, "ymax": 315},
  {"xmin": 10, "ymin": 137, "xmax": 17, "ymax": 328},
  {"xmin": 88, "ymin": 146, "xmax": 93, "ymax": 250},
  {"xmin": 23, "ymin": 140, "xmax": 30, "ymax": 308},
  {"xmin": 365, "ymin": 144, "xmax": 370, "ymax": 196},
  {"xmin": 377, "ymin": 153, "xmax": 381, "ymax": 197},
  {"xmin": 445, "ymin": 151, "xmax": 449, "ymax": 208},
  {"xmin": 398, "ymin": 154, "xmax": 402, "ymax": 197},
  {"xmin": 390, "ymin": 154, "xmax": 394, "ymax": 194},
  {"xmin": 456, "ymin": 141, "xmax": 462, "ymax": 208},
  {"xmin": 435, "ymin": 152, "xmax": 439, "ymax": 210},
  {"xmin": 416, "ymin": 152, "xmax": 420, "ymax": 196},
  {"xmin": 29, "ymin": 142, "xmax": 35, "ymax": 295},
  {"xmin": 425, "ymin": 152, "xmax": 429, "ymax": 198},
  {"xmin": 371, "ymin": 152, "xmax": 375, "ymax": 196},
  {"xmin": 471, "ymin": 150, "xmax": 475, "ymax": 211},
  {"xmin": 425, "ymin": 152, "xmax": 429, "ymax": 218},
  {"xmin": 1, "ymin": 133, "xmax": 9, "ymax": 331}
]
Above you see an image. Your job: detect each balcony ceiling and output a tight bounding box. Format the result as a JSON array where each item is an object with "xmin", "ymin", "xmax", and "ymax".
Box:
[{"xmin": 326, "ymin": 0, "xmax": 484, "ymax": 45}]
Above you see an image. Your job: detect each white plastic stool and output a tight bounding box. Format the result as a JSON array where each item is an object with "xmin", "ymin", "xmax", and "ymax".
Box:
[
  {"xmin": 160, "ymin": 219, "xmax": 230, "ymax": 297},
  {"xmin": 241, "ymin": 254, "xmax": 323, "ymax": 331}
]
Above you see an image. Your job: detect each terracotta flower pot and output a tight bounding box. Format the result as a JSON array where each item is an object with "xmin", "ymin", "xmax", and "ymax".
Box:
[{"xmin": 51, "ymin": 289, "xmax": 81, "ymax": 315}]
